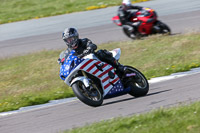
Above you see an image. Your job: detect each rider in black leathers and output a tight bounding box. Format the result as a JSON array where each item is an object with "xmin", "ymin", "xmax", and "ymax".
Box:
[
  {"xmin": 118, "ymin": 0, "xmax": 143, "ymax": 35},
  {"xmin": 58, "ymin": 28, "xmax": 126, "ymax": 73}
]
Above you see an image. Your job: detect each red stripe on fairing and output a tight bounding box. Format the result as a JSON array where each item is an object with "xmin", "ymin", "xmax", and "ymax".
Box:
[
  {"xmin": 86, "ymin": 61, "xmax": 101, "ymax": 72},
  {"xmin": 92, "ymin": 69, "xmax": 99, "ymax": 75},
  {"xmin": 102, "ymin": 72, "xmax": 117, "ymax": 83},
  {"xmin": 80, "ymin": 59, "xmax": 93, "ymax": 69},
  {"xmin": 102, "ymin": 76, "xmax": 110, "ymax": 83},
  {"xmin": 98, "ymin": 67, "xmax": 114, "ymax": 78},
  {"xmin": 104, "ymin": 77, "xmax": 120, "ymax": 89},
  {"xmin": 104, "ymin": 83, "xmax": 111, "ymax": 89},
  {"xmin": 102, "ymin": 71, "xmax": 117, "ymax": 83},
  {"xmin": 92, "ymin": 63, "xmax": 109, "ymax": 75},
  {"xmin": 102, "ymin": 64, "xmax": 108, "ymax": 68},
  {"xmin": 111, "ymin": 77, "xmax": 120, "ymax": 84}
]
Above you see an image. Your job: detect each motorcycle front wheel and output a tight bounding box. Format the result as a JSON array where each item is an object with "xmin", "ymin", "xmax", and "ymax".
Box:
[
  {"xmin": 72, "ymin": 81, "xmax": 103, "ymax": 107},
  {"xmin": 124, "ymin": 66, "xmax": 149, "ymax": 97},
  {"xmin": 122, "ymin": 27, "xmax": 141, "ymax": 39},
  {"xmin": 156, "ymin": 21, "xmax": 171, "ymax": 34}
]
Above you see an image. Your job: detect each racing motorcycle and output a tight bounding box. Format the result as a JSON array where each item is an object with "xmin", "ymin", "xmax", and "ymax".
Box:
[
  {"xmin": 112, "ymin": 7, "xmax": 171, "ymax": 39},
  {"xmin": 59, "ymin": 48, "xmax": 149, "ymax": 107}
]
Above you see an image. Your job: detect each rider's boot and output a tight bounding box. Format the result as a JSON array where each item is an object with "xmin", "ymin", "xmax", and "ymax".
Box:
[
  {"xmin": 125, "ymin": 21, "xmax": 142, "ymax": 38},
  {"xmin": 122, "ymin": 25, "xmax": 134, "ymax": 33},
  {"xmin": 132, "ymin": 21, "xmax": 142, "ymax": 29},
  {"xmin": 111, "ymin": 59, "xmax": 127, "ymax": 75}
]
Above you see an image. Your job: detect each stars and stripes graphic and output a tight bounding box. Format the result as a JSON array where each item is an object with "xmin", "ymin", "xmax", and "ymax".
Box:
[
  {"xmin": 78, "ymin": 59, "xmax": 121, "ymax": 96},
  {"xmin": 60, "ymin": 50, "xmax": 123, "ymax": 97},
  {"xmin": 107, "ymin": 80, "xmax": 124, "ymax": 95},
  {"xmin": 60, "ymin": 52, "xmax": 84, "ymax": 80}
]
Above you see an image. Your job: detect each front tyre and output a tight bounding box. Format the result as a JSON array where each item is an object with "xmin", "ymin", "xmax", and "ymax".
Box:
[
  {"xmin": 122, "ymin": 27, "xmax": 141, "ymax": 39},
  {"xmin": 124, "ymin": 66, "xmax": 149, "ymax": 97},
  {"xmin": 72, "ymin": 81, "xmax": 103, "ymax": 107},
  {"xmin": 157, "ymin": 21, "xmax": 171, "ymax": 34}
]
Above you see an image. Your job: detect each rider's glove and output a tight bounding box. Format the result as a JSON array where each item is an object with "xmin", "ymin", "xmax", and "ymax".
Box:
[
  {"xmin": 84, "ymin": 47, "xmax": 93, "ymax": 54},
  {"xmin": 78, "ymin": 47, "xmax": 94, "ymax": 58},
  {"xmin": 77, "ymin": 53, "xmax": 85, "ymax": 58}
]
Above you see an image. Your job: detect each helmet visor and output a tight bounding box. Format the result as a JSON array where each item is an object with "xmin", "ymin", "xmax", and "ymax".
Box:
[
  {"xmin": 64, "ymin": 37, "xmax": 75, "ymax": 44},
  {"xmin": 64, "ymin": 36, "xmax": 78, "ymax": 49}
]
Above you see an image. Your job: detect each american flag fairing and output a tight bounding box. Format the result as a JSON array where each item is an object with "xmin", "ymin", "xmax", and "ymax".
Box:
[{"xmin": 60, "ymin": 50, "xmax": 126, "ymax": 97}]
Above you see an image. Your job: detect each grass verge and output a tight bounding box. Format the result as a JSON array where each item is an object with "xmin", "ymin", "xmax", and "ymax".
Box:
[
  {"xmin": 0, "ymin": 0, "xmax": 149, "ymax": 24},
  {"xmin": 1, "ymin": 33, "xmax": 200, "ymax": 112},
  {"xmin": 64, "ymin": 102, "xmax": 200, "ymax": 133}
]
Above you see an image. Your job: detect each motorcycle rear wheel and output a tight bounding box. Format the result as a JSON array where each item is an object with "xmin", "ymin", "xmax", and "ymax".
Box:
[
  {"xmin": 124, "ymin": 66, "xmax": 149, "ymax": 97},
  {"xmin": 72, "ymin": 81, "xmax": 103, "ymax": 107}
]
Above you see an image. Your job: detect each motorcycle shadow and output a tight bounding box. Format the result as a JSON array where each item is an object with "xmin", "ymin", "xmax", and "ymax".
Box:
[{"xmin": 102, "ymin": 89, "xmax": 172, "ymax": 106}]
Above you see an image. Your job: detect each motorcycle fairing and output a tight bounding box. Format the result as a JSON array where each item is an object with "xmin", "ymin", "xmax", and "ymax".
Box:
[
  {"xmin": 65, "ymin": 58, "xmax": 124, "ymax": 97},
  {"xmin": 112, "ymin": 16, "xmax": 122, "ymax": 26},
  {"xmin": 60, "ymin": 49, "xmax": 128, "ymax": 97},
  {"xmin": 109, "ymin": 48, "xmax": 121, "ymax": 61},
  {"xmin": 112, "ymin": 8, "xmax": 158, "ymax": 35},
  {"xmin": 59, "ymin": 50, "xmax": 84, "ymax": 80},
  {"xmin": 104, "ymin": 80, "xmax": 131, "ymax": 99}
]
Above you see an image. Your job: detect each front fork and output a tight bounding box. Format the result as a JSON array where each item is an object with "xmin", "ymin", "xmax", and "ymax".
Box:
[
  {"xmin": 70, "ymin": 71, "xmax": 90, "ymax": 88},
  {"xmin": 152, "ymin": 21, "xmax": 161, "ymax": 33}
]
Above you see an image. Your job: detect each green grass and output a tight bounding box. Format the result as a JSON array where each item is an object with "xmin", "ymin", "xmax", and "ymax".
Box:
[
  {"xmin": 0, "ymin": 50, "xmax": 74, "ymax": 111},
  {"xmin": 1, "ymin": 33, "xmax": 200, "ymax": 112},
  {"xmin": 0, "ymin": 0, "xmax": 149, "ymax": 24},
  {"xmin": 64, "ymin": 102, "xmax": 200, "ymax": 133}
]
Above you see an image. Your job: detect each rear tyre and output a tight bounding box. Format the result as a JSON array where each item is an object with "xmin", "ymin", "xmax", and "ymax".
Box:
[
  {"xmin": 124, "ymin": 66, "xmax": 149, "ymax": 97},
  {"xmin": 72, "ymin": 81, "xmax": 103, "ymax": 107}
]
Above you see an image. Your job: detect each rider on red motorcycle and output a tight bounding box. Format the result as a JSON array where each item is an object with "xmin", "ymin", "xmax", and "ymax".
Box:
[
  {"xmin": 58, "ymin": 28, "xmax": 126, "ymax": 73},
  {"xmin": 118, "ymin": 0, "xmax": 143, "ymax": 36}
]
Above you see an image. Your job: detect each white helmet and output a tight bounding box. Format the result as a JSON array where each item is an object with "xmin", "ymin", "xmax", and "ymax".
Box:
[{"xmin": 122, "ymin": 0, "xmax": 132, "ymax": 6}]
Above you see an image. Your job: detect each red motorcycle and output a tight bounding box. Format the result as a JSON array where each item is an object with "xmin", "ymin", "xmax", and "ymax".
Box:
[{"xmin": 112, "ymin": 8, "xmax": 171, "ymax": 39}]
